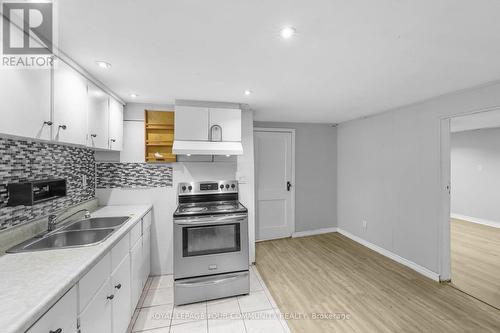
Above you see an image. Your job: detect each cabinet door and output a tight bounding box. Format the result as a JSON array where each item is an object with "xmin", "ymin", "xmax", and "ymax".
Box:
[
  {"xmin": 79, "ymin": 278, "xmax": 113, "ymax": 333},
  {"xmin": 112, "ymin": 254, "xmax": 132, "ymax": 333},
  {"xmin": 53, "ymin": 59, "xmax": 88, "ymax": 145},
  {"xmin": 27, "ymin": 286, "xmax": 77, "ymax": 333},
  {"xmin": 108, "ymin": 97, "xmax": 124, "ymax": 151},
  {"xmin": 209, "ymin": 108, "xmax": 241, "ymax": 141},
  {"xmin": 0, "ymin": 69, "xmax": 51, "ymax": 140},
  {"xmin": 141, "ymin": 226, "xmax": 151, "ymax": 287},
  {"xmin": 174, "ymin": 105, "xmax": 209, "ymax": 141},
  {"xmin": 130, "ymin": 238, "xmax": 143, "ymax": 309},
  {"xmin": 87, "ymin": 83, "xmax": 109, "ymax": 149}
]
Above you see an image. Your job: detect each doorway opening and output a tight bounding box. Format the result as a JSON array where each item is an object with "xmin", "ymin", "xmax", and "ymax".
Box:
[
  {"xmin": 253, "ymin": 128, "xmax": 295, "ymax": 242},
  {"xmin": 441, "ymin": 108, "xmax": 500, "ymax": 309}
]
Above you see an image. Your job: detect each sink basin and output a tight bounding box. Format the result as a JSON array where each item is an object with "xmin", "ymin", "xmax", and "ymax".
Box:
[
  {"xmin": 7, "ymin": 229, "xmax": 115, "ymax": 253},
  {"xmin": 64, "ymin": 217, "xmax": 129, "ymax": 231}
]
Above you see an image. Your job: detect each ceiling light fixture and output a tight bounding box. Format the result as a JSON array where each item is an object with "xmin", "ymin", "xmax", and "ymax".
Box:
[
  {"xmin": 244, "ymin": 90, "xmax": 252, "ymax": 96},
  {"xmin": 96, "ymin": 61, "xmax": 112, "ymax": 69},
  {"xmin": 280, "ymin": 26, "xmax": 296, "ymax": 40},
  {"xmin": 130, "ymin": 93, "xmax": 138, "ymax": 98}
]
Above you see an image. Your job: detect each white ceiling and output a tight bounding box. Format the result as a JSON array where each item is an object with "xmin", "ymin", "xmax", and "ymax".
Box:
[
  {"xmin": 58, "ymin": 0, "xmax": 500, "ymax": 123},
  {"xmin": 451, "ymin": 110, "xmax": 500, "ymax": 133}
]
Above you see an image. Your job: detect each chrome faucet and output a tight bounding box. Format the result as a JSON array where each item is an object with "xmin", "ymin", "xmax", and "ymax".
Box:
[{"xmin": 47, "ymin": 209, "xmax": 91, "ymax": 232}]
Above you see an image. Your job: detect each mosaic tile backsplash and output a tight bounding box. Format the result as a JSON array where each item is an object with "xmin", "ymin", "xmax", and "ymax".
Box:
[
  {"xmin": 0, "ymin": 137, "xmax": 95, "ymax": 231},
  {"xmin": 96, "ymin": 162, "xmax": 173, "ymax": 189}
]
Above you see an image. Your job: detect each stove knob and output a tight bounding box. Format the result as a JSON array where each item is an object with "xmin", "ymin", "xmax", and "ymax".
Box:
[
  {"xmin": 182, "ymin": 186, "xmax": 187, "ymax": 191},
  {"xmin": 188, "ymin": 185, "xmax": 193, "ymax": 191},
  {"xmin": 225, "ymin": 184, "xmax": 230, "ymax": 189},
  {"xmin": 231, "ymin": 184, "xmax": 236, "ymax": 189},
  {"xmin": 220, "ymin": 184, "xmax": 224, "ymax": 190}
]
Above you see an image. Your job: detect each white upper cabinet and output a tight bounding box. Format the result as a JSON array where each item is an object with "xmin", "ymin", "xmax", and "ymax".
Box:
[
  {"xmin": 209, "ymin": 108, "xmax": 241, "ymax": 142},
  {"xmin": 53, "ymin": 60, "xmax": 88, "ymax": 145},
  {"xmin": 174, "ymin": 105, "xmax": 209, "ymax": 141},
  {"xmin": 108, "ymin": 97, "xmax": 124, "ymax": 151},
  {"xmin": 0, "ymin": 68, "xmax": 51, "ymax": 140},
  {"xmin": 174, "ymin": 105, "xmax": 241, "ymax": 142},
  {"xmin": 87, "ymin": 83, "xmax": 110, "ymax": 149}
]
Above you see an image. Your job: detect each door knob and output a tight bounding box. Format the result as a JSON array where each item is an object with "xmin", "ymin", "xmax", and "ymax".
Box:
[
  {"xmin": 287, "ymin": 181, "xmax": 292, "ymax": 191},
  {"xmin": 58, "ymin": 125, "xmax": 67, "ymax": 130},
  {"xmin": 91, "ymin": 134, "xmax": 97, "ymax": 138}
]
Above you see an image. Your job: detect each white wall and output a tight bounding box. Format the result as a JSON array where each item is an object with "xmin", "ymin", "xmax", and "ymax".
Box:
[
  {"xmin": 253, "ymin": 122, "xmax": 337, "ymax": 232},
  {"xmin": 337, "ymin": 81, "xmax": 500, "ymax": 277},
  {"xmin": 96, "ymin": 103, "xmax": 255, "ymax": 275},
  {"xmin": 451, "ymin": 128, "xmax": 500, "ymax": 224}
]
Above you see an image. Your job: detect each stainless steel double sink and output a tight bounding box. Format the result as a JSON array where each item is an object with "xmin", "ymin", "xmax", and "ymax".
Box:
[{"xmin": 7, "ymin": 216, "xmax": 130, "ymax": 253}]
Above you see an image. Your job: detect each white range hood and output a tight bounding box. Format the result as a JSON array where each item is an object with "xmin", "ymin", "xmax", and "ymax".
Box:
[{"xmin": 172, "ymin": 141, "xmax": 243, "ymax": 156}]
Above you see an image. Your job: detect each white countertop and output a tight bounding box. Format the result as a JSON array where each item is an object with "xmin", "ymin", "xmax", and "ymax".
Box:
[{"xmin": 0, "ymin": 204, "xmax": 152, "ymax": 333}]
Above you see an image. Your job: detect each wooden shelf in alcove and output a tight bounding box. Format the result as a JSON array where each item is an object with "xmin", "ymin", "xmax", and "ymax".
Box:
[{"xmin": 145, "ymin": 110, "xmax": 176, "ymax": 163}]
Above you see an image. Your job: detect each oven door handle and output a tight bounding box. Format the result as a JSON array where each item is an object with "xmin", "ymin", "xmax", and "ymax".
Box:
[
  {"xmin": 176, "ymin": 273, "xmax": 247, "ymax": 288},
  {"xmin": 174, "ymin": 215, "xmax": 247, "ymax": 225}
]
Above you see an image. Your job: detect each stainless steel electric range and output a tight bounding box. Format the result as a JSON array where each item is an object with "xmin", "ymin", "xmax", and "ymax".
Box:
[{"xmin": 173, "ymin": 180, "xmax": 249, "ymax": 305}]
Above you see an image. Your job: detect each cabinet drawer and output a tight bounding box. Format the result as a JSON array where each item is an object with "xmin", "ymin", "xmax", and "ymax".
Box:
[
  {"xmin": 111, "ymin": 234, "xmax": 130, "ymax": 273},
  {"xmin": 142, "ymin": 211, "xmax": 152, "ymax": 231},
  {"xmin": 27, "ymin": 286, "xmax": 77, "ymax": 333},
  {"xmin": 130, "ymin": 221, "xmax": 142, "ymax": 247},
  {"xmin": 79, "ymin": 253, "xmax": 111, "ymax": 312}
]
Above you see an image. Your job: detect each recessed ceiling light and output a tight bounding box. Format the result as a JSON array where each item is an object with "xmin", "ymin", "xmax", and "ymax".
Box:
[
  {"xmin": 280, "ymin": 26, "xmax": 296, "ymax": 40},
  {"xmin": 244, "ymin": 90, "xmax": 252, "ymax": 96},
  {"xmin": 226, "ymin": 155, "xmax": 231, "ymax": 157},
  {"xmin": 130, "ymin": 93, "xmax": 138, "ymax": 98},
  {"xmin": 96, "ymin": 61, "xmax": 111, "ymax": 69}
]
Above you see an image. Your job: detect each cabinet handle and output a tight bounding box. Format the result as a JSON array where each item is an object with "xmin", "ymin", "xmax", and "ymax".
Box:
[
  {"xmin": 107, "ymin": 294, "xmax": 114, "ymax": 300},
  {"xmin": 91, "ymin": 134, "xmax": 97, "ymax": 138},
  {"xmin": 43, "ymin": 121, "xmax": 53, "ymax": 126},
  {"xmin": 114, "ymin": 283, "xmax": 122, "ymax": 289},
  {"xmin": 58, "ymin": 125, "xmax": 67, "ymax": 130},
  {"xmin": 110, "ymin": 139, "xmax": 116, "ymax": 143},
  {"xmin": 49, "ymin": 329, "xmax": 62, "ymax": 333}
]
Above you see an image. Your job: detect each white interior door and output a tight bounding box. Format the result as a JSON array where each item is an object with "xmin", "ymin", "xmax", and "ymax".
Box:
[{"xmin": 254, "ymin": 130, "xmax": 294, "ymax": 241}]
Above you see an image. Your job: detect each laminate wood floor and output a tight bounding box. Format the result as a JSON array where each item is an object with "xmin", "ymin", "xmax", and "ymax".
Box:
[
  {"xmin": 451, "ymin": 218, "xmax": 500, "ymax": 310},
  {"xmin": 256, "ymin": 232, "xmax": 500, "ymax": 333}
]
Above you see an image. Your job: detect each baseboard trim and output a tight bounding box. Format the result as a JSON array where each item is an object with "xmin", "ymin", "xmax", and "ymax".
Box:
[
  {"xmin": 292, "ymin": 227, "xmax": 338, "ymax": 238},
  {"xmin": 336, "ymin": 228, "xmax": 440, "ymax": 282},
  {"xmin": 451, "ymin": 213, "xmax": 500, "ymax": 229}
]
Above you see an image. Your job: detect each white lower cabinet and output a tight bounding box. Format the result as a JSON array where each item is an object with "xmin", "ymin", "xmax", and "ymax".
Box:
[
  {"xmin": 27, "ymin": 212, "xmax": 152, "ymax": 333},
  {"xmin": 141, "ymin": 226, "xmax": 151, "ymax": 287},
  {"xmin": 112, "ymin": 254, "xmax": 132, "ymax": 333},
  {"xmin": 79, "ymin": 279, "xmax": 113, "ymax": 333},
  {"xmin": 130, "ymin": 237, "xmax": 143, "ymax": 309},
  {"xmin": 26, "ymin": 286, "xmax": 77, "ymax": 333}
]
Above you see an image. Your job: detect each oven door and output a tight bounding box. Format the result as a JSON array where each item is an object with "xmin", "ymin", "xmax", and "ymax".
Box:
[{"xmin": 174, "ymin": 214, "xmax": 249, "ymax": 279}]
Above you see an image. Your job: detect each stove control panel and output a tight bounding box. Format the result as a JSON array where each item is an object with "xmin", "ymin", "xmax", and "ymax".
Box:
[{"xmin": 178, "ymin": 180, "xmax": 238, "ymax": 195}]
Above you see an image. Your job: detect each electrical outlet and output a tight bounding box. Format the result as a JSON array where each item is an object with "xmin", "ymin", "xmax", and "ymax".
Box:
[
  {"xmin": 82, "ymin": 175, "xmax": 87, "ymax": 189},
  {"xmin": 362, "ymin": 220, "xmax": 368, "ymax": 231}
]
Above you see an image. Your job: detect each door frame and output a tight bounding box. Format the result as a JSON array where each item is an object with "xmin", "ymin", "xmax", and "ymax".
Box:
[
  {"xmin": 439, "ymin": 105, "xmax": 500, "ymax": 282},
  {"xmin": 254, "ymin": 127, "xmax": 296, "ymax": 241}
]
